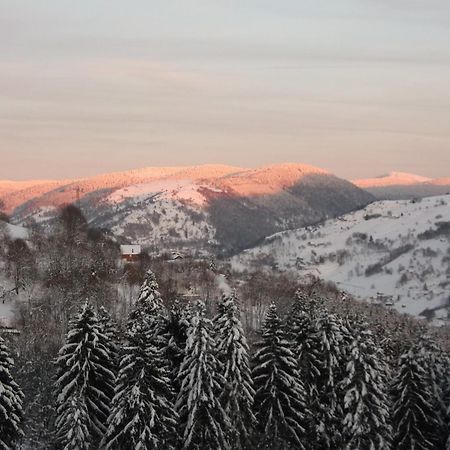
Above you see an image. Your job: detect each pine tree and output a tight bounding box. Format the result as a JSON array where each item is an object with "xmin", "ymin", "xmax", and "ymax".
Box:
[
  {"xmin": 55, "ymin": 302, "xmax": 115, "ymax": 449},
  {"xmin": 440, "ymin": 355, "xmax": 450, "ymax": 449},
  {"xmin": 252, "ymin": 302, "xmax": 309, "ymax": 449},
  {"xmin": 0, "ymin": 336, "xmax": 24, "ymax": 449},
  {"xmin": 163, "ymin": 299, "xmax": 189, "ymax": 394},
  {"xmin": 340, "ymin": 319, "xmax": 391, "ymax": 450},
  {"xmin": 286, "ymin": 290, "xmax": 322, "ymax": 403},
  {"xmin": 391, "ymin": 338, "xmax": 443, "ymax": 450},
  {"xmin": 420, "ymin": 334, "xmax": 448, "ymax": 448},
  {"xmin": 102, "ymin": 308, "xmax": 178, "ymax": 449},
  {"xmin": 98, "ymin": 306, "xmax": 119, "ymax": 371},
  {"xmin": 131, "ymin": 270, "xmax": 164, "ymax": 329},
  {"xmin": 176, "ymin": 301, "xmax": 231, "ymax": 450},
  {"xmin": 287, "ymin": 291, "xmax": 346, "ymax": 449},
  {"xmin": 311, "ymin": 310, "xmax": 347, "ymax": 449},
  {"xmin": 214, "ymin": 292, "xmax": 256, "ymax": 449}
]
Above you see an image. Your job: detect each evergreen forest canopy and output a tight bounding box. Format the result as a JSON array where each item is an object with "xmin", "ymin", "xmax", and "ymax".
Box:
[{"xmin": 1, "ymin": 205, "xmax": 450, "ymax": 449}]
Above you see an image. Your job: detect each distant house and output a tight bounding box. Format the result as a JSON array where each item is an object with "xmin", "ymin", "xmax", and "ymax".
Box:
[
  {"xmin": 120, "ymin": 244, "xmax": 142, "ymax": 262},
  {"xmin": 376, "ymin": 292, "xmax": 394, "ymax": 306},
  {"xmin": 171, "ymin": 251, "xmax": 184, "ymax": 260}
]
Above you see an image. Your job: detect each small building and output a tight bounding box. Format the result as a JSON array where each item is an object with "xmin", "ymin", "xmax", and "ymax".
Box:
[
  {"xmin": 171, "ymin": 251, "xmax": 184, "ymax": 260},
  {"xmin": 120, "ymin": 244, "xmax": 142, "ymax": 262},
  {"xmin": 376, "ymin": 292, "xmax": 394, "ymax": 306}
]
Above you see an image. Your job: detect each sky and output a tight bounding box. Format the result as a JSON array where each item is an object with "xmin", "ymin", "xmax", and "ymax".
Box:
[{"xmin": 1, "ymin": 0, "xmax": 450, "ymax": 180}]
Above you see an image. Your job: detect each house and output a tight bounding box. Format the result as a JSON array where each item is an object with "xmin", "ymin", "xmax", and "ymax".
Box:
[
  {"xmin": 120, "ymin": 244, "xmax": 142, "ymax": 262},
  {"xmin": 171, "ymin": 251, "xmax": 184, "ymax": 260},
  {"xmin": 376, "ymin": 292, "xmax": 394, "ymax": 305}
]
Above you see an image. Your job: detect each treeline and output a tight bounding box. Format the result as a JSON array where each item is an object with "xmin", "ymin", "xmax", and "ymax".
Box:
[{"xmin": 2, "ymin": 270, "xmax": 450, "ymax": 449}]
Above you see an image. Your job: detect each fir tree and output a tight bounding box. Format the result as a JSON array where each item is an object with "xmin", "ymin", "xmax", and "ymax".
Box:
[
  {"xmin": 421, "ymin": 334, "xmax": 449, "ymax": 447},
  {"xmin": 102, "ymin": 306, "xmax": 178, "ymax": 450},
  {"xmin": 0, "ymin": 336, "xmax": 24, "ymax": 450},
  {"xmin": 391, "ymin": 338, "xmax": 443, "ymax": 450},
  {"xmin": 440, "ymin": 356, "xmax": 450, "ymax": 449},
  {"xmin": 311, "ymin": 310, "xmax": 347, "ymax": 449},
  {"xmin": 55, "ymin": 302, "xmax": 115, "ymax": 449},
  {"xmin": 214, "ymin": 292, "xmax": 256, "ymax": 449},
  {"xmin": 98, "ymin": 306, "xmax": 119, "ymax": 371},
  {"xmin": 340, "ymin": 319, "xmax": 391, "ymax": 450},
  {"xmin": 176, "ymin": 301, "xmax": 231, "ymax": 450},
  {"xmin": 131, "ymin": 270, "xmax": 164, "ymax": 330},
  {"xmin": 286, "ymin": 290, "xmax": 322, "ymax": 402},
  {"xmin": 252, "ymin": 302, "xmax": 309, "ymax": 449},
  {"xmin": 287, "ymin": 292, "xmax": 346, "ymax": 449},
  {"xmin": 163, "ymin": 299, "xmax": 189, "ymax": 394}
]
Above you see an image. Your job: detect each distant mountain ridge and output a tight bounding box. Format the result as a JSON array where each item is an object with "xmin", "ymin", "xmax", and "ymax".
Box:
[
  {"xmin": 353, "ymin": 172, "xmax": 450, "ymax": 199},
  {"xmin": 0, "ymin": 163, "xmax": 374, "ymax": 253}
]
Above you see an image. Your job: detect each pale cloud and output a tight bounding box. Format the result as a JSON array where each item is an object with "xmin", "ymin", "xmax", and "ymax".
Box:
[{"xmin": 1, "ymin": 0, "xmax": 450, "ymax": 179}]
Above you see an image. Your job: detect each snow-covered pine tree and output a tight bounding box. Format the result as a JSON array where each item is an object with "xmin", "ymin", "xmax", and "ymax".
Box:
[
  {"xmin": 340, "ymin": 319, "xmax": 391, "ymax": 450},
  {"xmin": 55, "ymin": 302, "xmax": 115, "ymax": 449},
  {"xmin": 252, "ymin": 302, "xmax": 309, "ymax": 449},
  {"xmin": 98, "ymin": 306, "xmax": 119, "ymax": 371},
  {"xmin": 102, "ymin": 306, "xmax": 178, "ymax": 450},
  {"xmin": 311, "ymin": 310, "xmax": 347, "ymax": 449},
  {"xmin": 163, "ymin": 299, "xmax": 189, "ymax": 394},
  {"xmin": 440, "ymin": 355, "xmax": 450, "ymax": 449},
  {"xmin": 0, "ymin": 335, "xmax": 24, "ymax": 449},
  {"xmin": 131, "ymin": 270, "xmax": 164, "ymax": 328},
  {"xmin": 286, "ymin": 290, "xmax": 323, "ymax": 399},
  {"xmin": 176, "ymin": 301, "xmax": 231, "ymax": 450},
  {"xmin": 288, "ymin": 289, "xmax": 324, "ymax": 324},
  {"xmin": 286, "ymin": 291, "xmax": 346, "ymax": 449},
  {"xmin": 420, "ymin": 334, "xmax": 449, "ymax": 447},
  {"xmin": 391, "ymin": 338, "xmax": 443, "ymax": 450},
  {"xmin": 214, "ymin": 292, "xmax": 256, "ymax": 449}
]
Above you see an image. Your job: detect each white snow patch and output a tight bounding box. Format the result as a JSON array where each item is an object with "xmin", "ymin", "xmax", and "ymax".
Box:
[
  {"xmin": 233, "ymin": 194, "xmax": 450, "ymax": 320},
  {"xmin": 108, "ymin": 179, "xmax": 216, "ymax": 206}
]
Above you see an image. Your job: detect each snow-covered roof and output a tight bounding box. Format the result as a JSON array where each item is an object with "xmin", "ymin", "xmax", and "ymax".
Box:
[{"xmin": 120, "ymin": 244, "xmax": 141, "ymax": 255}]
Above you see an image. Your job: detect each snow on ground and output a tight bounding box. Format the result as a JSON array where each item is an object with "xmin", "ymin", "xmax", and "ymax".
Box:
[
  {"xmin": 215, "ymin": 274, "xmax": 233, "ymax": 295},
  {"xmin": 5, "ymin": 222, "xmax": 28, "ymax": 240},
  {"xmin": 0, "ymin": 272, "xmax": 17, "ymax": 328},
  {"xmin": 0, "ymin": 222, "xmax": 29, "ymax": 326},
  {"xmin": 232, "ymin": 195, "xmax": 450, "ymax": 320},
  {"xmin": 0, "ymin": 299, "xmax": 15, "ymax": 327},
  {"xmin": 108, "ymin": 179, "xmax": 216, "ymax": 206},
  {"xmin": 105, "ymin": 182, "xmax": 216, "ymax": 249}
]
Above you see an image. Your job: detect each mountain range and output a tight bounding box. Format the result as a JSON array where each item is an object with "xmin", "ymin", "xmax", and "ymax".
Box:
[
  {"xmin": 353, "ymin": 172, "xmax": 450, "ymax": 200},
  {"xmin": 2, "ymin": 163, "xmax": 450, "ymax": 320},
  {"xmin": 0, "ymin": 163, "xmax": 373, "ymax": 253}
]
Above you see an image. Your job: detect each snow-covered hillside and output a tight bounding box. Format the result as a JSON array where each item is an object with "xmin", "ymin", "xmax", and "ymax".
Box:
[
  {"xmin": 3, "ymin": 163, "xmax": 373, "ymax": 253},
  {"xmin": 233, "ymin": 195, "xmax": 450, "ymax": 321},
  {"xmin": 99, "ymin": 179, "xmax": 217, "ymax": 252}
]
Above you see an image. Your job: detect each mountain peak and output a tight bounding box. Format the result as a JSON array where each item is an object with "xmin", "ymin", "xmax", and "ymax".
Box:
[
  {"xmin": 353, "ymin": 172, "xmax": 432, "ymax": 188},
  {"xmin": 213, "ymin": 163, "xmax": 330, "ymax": 196}
]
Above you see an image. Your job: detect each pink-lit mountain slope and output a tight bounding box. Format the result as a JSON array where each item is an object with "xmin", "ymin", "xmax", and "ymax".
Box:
[
  {"xmin": 1, "ymin": 163, "xmax": 373, "ymax": 253},
  {"xmin": 353, "ymin": 172, "xmax": 450, "ymax": 200}
]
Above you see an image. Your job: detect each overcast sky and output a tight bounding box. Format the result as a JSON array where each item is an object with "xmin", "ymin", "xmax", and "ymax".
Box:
[{"xmin": 1, "ymin": 0, "xmax": 450, "ymax": 180}]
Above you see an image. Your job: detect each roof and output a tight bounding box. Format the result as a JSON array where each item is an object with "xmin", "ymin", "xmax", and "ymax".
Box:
[{"xmin": 120, "ymin": 244, "xmax": 142, "ymax": 255}]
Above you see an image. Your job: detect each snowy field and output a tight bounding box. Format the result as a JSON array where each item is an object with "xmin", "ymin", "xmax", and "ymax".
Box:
[{"xmin": 233, "ymin": 194, "xmax": 450, "ymax": 320}]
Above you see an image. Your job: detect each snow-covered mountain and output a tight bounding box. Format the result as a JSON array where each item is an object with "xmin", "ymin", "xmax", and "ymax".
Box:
[
  {"xmin": 354, "ymin": 172, "xmax": 450, "ymax": 200},
  {"xmin": 232, "ymin": 194, "xmax": 450, "ymax": 321},
  {"xmin": 0, "ymin": 163, "xmax": 373, "ymax": 253}
]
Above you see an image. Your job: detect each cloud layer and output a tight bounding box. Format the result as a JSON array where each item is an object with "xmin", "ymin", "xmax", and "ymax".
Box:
[{"xmin": 1, "ymin": 0, "xmax": 450, "ymax": 179}]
